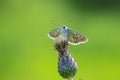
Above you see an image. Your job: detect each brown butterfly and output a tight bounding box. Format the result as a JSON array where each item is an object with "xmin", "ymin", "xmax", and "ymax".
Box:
[{"xmin": 48, "ymin": 25, "xmax": 88, "ymax": 45}]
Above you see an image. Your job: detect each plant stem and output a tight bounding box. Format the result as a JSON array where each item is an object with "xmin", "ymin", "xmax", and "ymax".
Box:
[{"xmin": 68, "ymin": 78, "xmax": 73, "ymax": 80}]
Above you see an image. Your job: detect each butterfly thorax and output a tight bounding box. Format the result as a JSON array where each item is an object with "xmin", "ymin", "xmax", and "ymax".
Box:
[{"xmin": 59, "ymin": 27, "xmax": 69, "ymax": 40}]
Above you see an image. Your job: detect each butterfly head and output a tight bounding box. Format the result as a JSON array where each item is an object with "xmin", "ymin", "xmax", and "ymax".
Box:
[{"xmin": 60, "ymin": 25, "xmax": 68, "ymax": 36}]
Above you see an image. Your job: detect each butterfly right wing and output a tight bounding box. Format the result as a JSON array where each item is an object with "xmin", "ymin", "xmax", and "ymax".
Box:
[
  {"xmin": 68, "ymin": 29, "xmax": 88, "ymax": 45},
  {"xmin": 48, "ymin": 28, "xmax": 60, "ymax": 40}
]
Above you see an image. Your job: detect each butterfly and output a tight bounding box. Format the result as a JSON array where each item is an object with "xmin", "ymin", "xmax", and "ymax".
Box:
[{"xmin": 48, "ymin": 25, "xmax": 88, "ymax": 45}]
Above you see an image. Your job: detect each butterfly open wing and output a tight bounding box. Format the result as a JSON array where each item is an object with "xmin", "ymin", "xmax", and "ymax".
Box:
[
  {"xmin": 48, "ymin": 28, "xmax": 60, "ymax": 40},
  {"xmin": 68, "ymin": 29, "xmax": 88, "ymax": 45}
]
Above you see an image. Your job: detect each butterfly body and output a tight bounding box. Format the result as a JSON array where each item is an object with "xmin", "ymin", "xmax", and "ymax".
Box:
[{"xmin": 48, "ymin": 25, "xmax": 88, "ymax": 45}]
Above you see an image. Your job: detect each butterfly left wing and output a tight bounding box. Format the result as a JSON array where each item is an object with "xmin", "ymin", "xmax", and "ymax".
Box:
[
  {"xmin": 68, "ymin": 29, "xmax": 88, "ymax": 45},
  {"xmin": 48, "ymin": 28, "xmax": 60, "ymax": 40}
]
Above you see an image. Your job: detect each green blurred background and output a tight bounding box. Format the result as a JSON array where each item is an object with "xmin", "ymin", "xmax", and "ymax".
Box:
[{"xmin": 0, "ymin": 0, "xmax": 120, "ymax": 80}]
